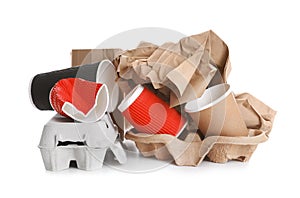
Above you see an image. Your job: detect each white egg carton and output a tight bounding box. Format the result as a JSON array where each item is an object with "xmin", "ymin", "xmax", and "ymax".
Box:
[{"xmin": 38, "ymin": 113, "xmax": 127, "ymax": 171}]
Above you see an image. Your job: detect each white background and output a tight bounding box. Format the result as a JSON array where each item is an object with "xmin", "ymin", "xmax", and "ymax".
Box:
[{"xmin": 0, "ymin": 0, "xmax": 299, "ymax": 197}]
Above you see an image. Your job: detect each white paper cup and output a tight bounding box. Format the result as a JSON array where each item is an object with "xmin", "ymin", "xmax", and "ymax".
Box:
[
  {"xmin": 96, "ymin": 60, "xmax": 119, "ymax": 113},
  {"xmin": 185, "ymin": 83, "xmax": 248, "ymax": 137}
]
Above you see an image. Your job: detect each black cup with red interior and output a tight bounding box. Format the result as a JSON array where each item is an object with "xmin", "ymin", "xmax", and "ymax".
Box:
[{"xmin": 30, "ymin": 62, "xmax": 100, "ymax": 110}]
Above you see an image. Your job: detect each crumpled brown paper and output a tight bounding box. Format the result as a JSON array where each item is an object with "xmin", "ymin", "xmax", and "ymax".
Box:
[
  {"xmin": 71, "ymin": 49, "xmax": 122, "ymax": 67},
  {"xmin": 115, "ymin": 30, "xmax": 231, "ymax": 107},
  {"xmin": 125, "ymin": 93, "xmax": 276, "ymax": 166}
]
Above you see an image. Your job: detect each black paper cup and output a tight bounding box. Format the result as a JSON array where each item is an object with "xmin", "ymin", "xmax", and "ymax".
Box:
[{"xmin": 30, "ymin": 62, "xmax": 101, "ymax": 110}]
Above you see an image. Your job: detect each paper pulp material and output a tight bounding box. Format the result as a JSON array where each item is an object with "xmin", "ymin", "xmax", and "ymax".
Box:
[
  {"xmin": 125, "ymin": 93, "xmax": 276, "ymax": 166},
  {"xmin": 185, "ymin": 84, "xmax": 248, "ymax": 137},
  {"xmin": 39, "ymin": 114, "xmax": 126, "ymax": 171}
]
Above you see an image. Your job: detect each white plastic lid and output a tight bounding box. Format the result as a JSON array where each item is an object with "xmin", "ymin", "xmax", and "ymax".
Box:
[
  {"xmin": 118, "ymin": 84, "xmax": 144, "ymax": 112},
  {"xmin": 185, "ymin": 83, "xmax": 231, "ymax": 113}
]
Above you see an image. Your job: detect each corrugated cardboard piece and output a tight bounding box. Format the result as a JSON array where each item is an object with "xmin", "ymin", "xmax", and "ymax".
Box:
[{"xmin": 125, "ymin": 93, "xmax": 276, "ymax": 165}]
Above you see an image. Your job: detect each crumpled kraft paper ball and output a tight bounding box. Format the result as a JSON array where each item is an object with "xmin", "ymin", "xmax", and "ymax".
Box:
[
  {"xmin": 125, "ymin": 93, "xmax": 276, "ymax": 166},
  {"xmin": 115, "ymin": 30, "xmax": 231, "ymax": 107}
]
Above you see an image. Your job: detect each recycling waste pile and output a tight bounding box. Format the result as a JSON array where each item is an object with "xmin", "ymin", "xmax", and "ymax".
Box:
[{"xmin": 30, "ymin": 30, "xmax": 276, "ymax": 171}]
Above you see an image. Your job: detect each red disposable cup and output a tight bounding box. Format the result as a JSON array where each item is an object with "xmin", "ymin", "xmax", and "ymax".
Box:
[
  {"xmin": 50, "ymin": 78, "xmax": 109, "ymax": 123},
  {"xmin": 118, "ymin": 85, "xmax": 187, "ymax": 136}
]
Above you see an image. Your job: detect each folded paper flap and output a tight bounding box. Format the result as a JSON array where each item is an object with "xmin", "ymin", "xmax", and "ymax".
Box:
[
  {"xmin": 235, "ymin": 93, "xmax": 276, "ymax": 135},
  {"xmin": 166, "ymin": 51, "xmax": 216, "ymax": 97},
  {"xmin": 190, "ymin": 30, "xmax": 230, "ymax": 79}
]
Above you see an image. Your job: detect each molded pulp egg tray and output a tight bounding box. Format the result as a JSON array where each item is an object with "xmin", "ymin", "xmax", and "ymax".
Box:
[{"xmin": 39, "ymin": 114, "xmax": 126, "ymax": 171}]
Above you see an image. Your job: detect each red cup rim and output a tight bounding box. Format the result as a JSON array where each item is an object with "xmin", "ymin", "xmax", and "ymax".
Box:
[{"xmin": 118, "ymin": 84, "xmax": 144, "ymax": 112}]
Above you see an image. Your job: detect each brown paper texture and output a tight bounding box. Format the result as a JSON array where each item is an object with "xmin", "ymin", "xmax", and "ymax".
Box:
[
  {"xmin": 71, "ymin": 49, "xmax": 122, "ymax": 67},
  {"xmin": 125, "ymin": 93, "xmax": 276, "ymax": 166},
  {"xmin": 115, "ymin": 30, "xmax": 230, "ymax": 107},
  {"xmin": 188, "ymin": 91, "xmax": 248, "ymax": 137}
]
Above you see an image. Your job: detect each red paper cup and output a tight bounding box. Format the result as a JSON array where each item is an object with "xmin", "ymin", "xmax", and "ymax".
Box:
[
  {"xmin": 118, "ymin": 85, "xmax": 187, "ymax": 136},
  {"xmin": 50, "ymin": 78, "xmax": 109, "ymax": 123}
]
